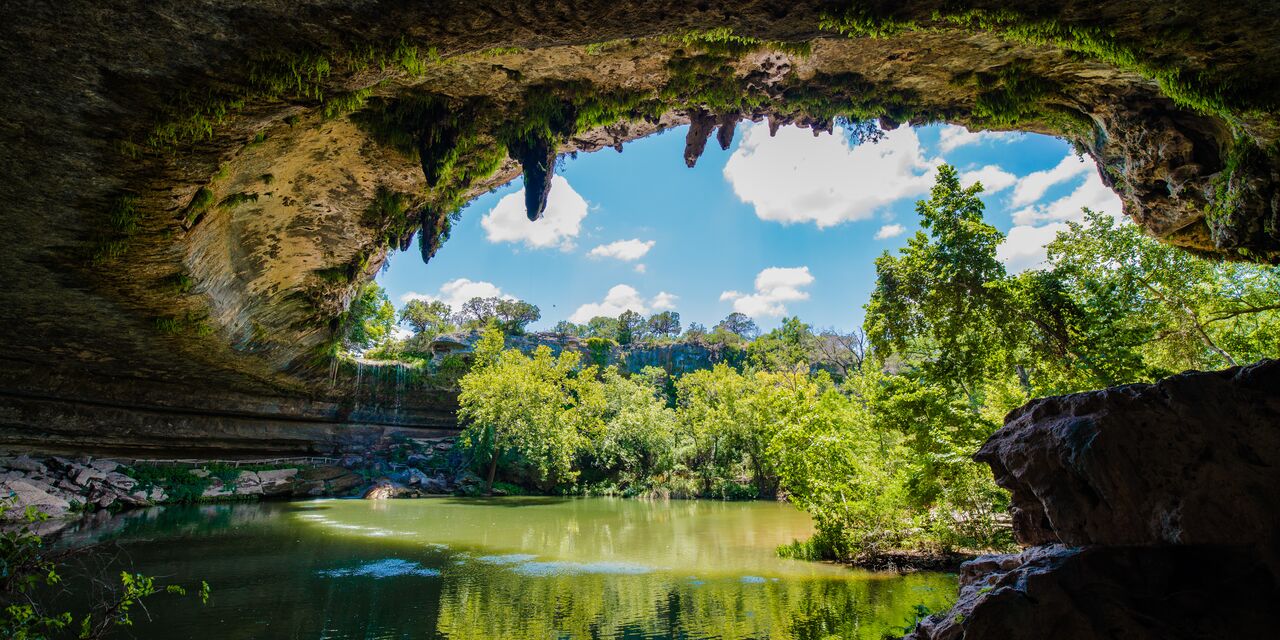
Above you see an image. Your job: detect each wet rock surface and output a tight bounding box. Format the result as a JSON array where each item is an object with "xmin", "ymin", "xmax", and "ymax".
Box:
[{"xmin": 906, "ymin": 361, "xmax": 1280, "ymax": 639}]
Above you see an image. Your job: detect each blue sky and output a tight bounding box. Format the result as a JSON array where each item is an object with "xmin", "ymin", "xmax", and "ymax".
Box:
[{"xmin": 377, "ymin": 122, "xmax": 1122, "ymax": 333}]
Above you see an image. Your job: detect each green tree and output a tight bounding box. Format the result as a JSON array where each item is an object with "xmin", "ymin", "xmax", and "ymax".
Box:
[
  {"xmin": 716, "ymin": 312, "xmax": 759, "ymax": 339},
  {"xmin": 345, "ymin": 282, "xmax": 396, "ymax": 349},
  {"xmin": 399, "ymin": 299, "xmax": 454, "ymax": 338},
  {"xmin": 552, "ymin": 320, "xmax": 583, "ymax": 337},
  {"xmin": 748, "ymin": 316, "xmax": 815, "ymax": 371},
  {"xmin": 457, "ymin": 296, "xmax": 500, "ymax": 329},
  {"xmin": 646, "ymin": 311, "xmax": 681, "ymax": 338},
  {"xmin": 864, "ymin": 164, "xmax": 1009, "ymax": 395},
  {"xmin": 1045, "ymin": 209, "xmax": 1280, "ymax": 374},
  {"xmin": 584, "ymin": 316, "xmax": 620, "ymax": 341},
  {"xmin": 582, "ymin": 368, "xmax": 678, "ymax": 489},
  {"xmin": 616, "ymin": 310, "xmax": 645, "ymax": 345},
  {"xmin": 458, "ymin": 329, "xmax": 587, "ymax": 494},
  {"xmin": 495, "ymin": 299, "xmax": 541, "ymax": 334},
  {"xmin": 682, "ymin": 322, "xmax": 708, "ymax": 342}
]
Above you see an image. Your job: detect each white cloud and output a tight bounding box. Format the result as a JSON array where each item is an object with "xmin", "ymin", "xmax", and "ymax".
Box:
[
  {"xmin": 481, "ymin": 175, "xmax": 589, "ymax": 250},
  {"xmin": 587, "ymin": 238, "xmax": 654, "ymax": 261},
  {"xmin": 999, "ymin": 168, "xmax": 1125, "ymax": 273},
  {"xmin": 960, "ymin": 165, "xmax": 1018, "ymax": 193},
  {"xmin": 875, "ymin": 223, "xmax": 906, "ymax": 240},
  {"xmin": 723, "ymin": 123, "xmax": 938, "ymax": 228},
  {"xmin": 1011, "ymin": 169, "xmax": 1123, "ymax": 226},
  {"xmin": 997, "ymin": 223, "xmax": 1069, "ymax": 273},
  {"xmin": 569, "ymin": 285, "xmax": 675, "ymax": 323},
  {"xmin": 1010, "ymin": 154, "xmax": 1094, "ymax": 207},
  {"xmin": 651, "ymin": 291, "xmax": 678, "ymax": 311},
  {"xmin": 936, "ymin": 125, "xmax": 1021, "ymax": 153},
  {"xmin": 633, "ymin": 263, "xmax": 647, "ymax": 274},
  {"xmin": 401, "ymin": 278, "xmax": 514, "ymax": 311},
  {"xmin": 720, "ymin": 266, "xmax": 814, "ymax": 318}
]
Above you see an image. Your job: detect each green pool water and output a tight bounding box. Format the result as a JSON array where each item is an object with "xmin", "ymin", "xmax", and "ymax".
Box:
[{"xmin": 57, "ymin": 497, "xmax": 956, "ymax": 639}]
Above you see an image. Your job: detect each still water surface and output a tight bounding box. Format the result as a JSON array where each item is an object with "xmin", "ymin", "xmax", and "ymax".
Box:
[{"xmin": 61, "ymin": 497, "xmax": 956, "ymax": 639}]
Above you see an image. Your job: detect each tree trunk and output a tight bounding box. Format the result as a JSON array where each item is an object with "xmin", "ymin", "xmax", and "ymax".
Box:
[{"xmin": 485, "ymin": 449, "xmax": 499, "ymax": 495}]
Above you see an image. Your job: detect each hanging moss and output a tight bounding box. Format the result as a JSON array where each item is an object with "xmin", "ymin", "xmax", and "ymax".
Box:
[
  {"xmin": 89, "ymin": 195, "xmax": 142, "ymax": 266},
  {"xmin": 819, "ymin": 2, "xmax": 1272, "ymax": 122},
  {"xmin": 142, "ymin": 37, "xmax": 442, "ymax": 150}
]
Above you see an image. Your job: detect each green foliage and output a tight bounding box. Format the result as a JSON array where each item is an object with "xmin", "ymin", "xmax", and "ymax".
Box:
[
  {"xmin": 182, "ymin": 187, "xmax": 215, "ymax": 226},
  {"xmin": 615, "ymin": 310, "xmax": 645, "ymax": 346},
  {"xmin": 124, "ymin": 465, "xmax": 211, "ymax": 503},
  {"xmin": 458, "ymin": 330, "xmax": 590, "ymax": 492},
  {"xmin": 964, "ymin": 62, "xmax": 1060, "ymax": 127},
  {"xmin": 343, "ymin": 282, "xmax": 396, "ymax": 349},
  {"xmin": 1, "ymin": 500, "xmax": 208, "ymax": 639},
  {"xmin": 143, "ymin": 37, "xmax": 442, "ymax": 150},
  {"xmin": 399, "ymin": 299, "xmax": 454, "ymax": 339}
]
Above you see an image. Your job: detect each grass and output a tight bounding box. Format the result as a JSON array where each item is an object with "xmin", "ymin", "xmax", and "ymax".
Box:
[
  {"xmin": 141, "ymin": 37, "xmax": 443, "ymax": 151},
  {"xmin": 182, "ymin": 187, "xmax": 215, "ymax": 227},
  {"xmin": 217, "ymin": 191, "xmax": 259, "ymax": 209},
  {"xmin": 90, "ymin": 195, "xmax": 142, "ymax": 265}
]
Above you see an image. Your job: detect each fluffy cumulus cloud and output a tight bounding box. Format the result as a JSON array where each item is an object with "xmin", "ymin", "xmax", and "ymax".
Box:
[
  {"xmin": 651, "ymin": 291, "xmax": 678, "ymax": 311},
  {"xmin": 587, "ymin": 238, "xmax": 655, "ymax": 261},
  {"xmin": 998, "ymin": 154, "xmax": 1125, "ymax": 273},
  {"xmin": 960, "ymin": 165, "xmax": 1018, "ymax": 193},
  {"xmin": 481, "ymin": 175, "xmax": 589, "ymax": 250},
  {"xmin": 875, "ymin": 223, "xmax": 906, "ymax": 240},
  {"xmin": 401, "ymin": 278, "xmax": 514, "ymax": 311},
  {"xmin": 720, "ymin": 266, "xmax": 815, "ymax": 318},
  {"xmin": 1010, "ymin": 154, "xmax": 1094, "ymax": 207},
  {"xmin": 997, "ymin": 222, "xmax": 1070, "ymax": 273},
  {"xmin": 569, "ymin": 285, "xmax": 677, "ymax": 323},
  {"xmin": 723, "ymin": 123, "xmax": 938, "ymax": 228},
  {"xmin": 936, "ymin": 124, "xmax": 1021, "ymax": 153},
  {"xmin": 1011, "ymin": 168, "xmax": 1123, "ymax": 226}
]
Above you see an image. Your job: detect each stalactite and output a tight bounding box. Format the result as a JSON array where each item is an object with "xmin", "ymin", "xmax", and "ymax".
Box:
[
  {"xmin": 510, "ymin": 137, "xmax": 557, "ymax": 221},
  {"xmin": 683, "ymin": 109, "xmax": 718, "ymax": 168},
  {"xmin": 716, "ymin": 112, "xmax": 741, "ymax": 150}
]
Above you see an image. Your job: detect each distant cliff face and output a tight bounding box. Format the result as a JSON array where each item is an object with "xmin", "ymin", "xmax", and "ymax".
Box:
[{"xmin": 0, "ymin": 1, "xmax": 1278, "ymax": 443}]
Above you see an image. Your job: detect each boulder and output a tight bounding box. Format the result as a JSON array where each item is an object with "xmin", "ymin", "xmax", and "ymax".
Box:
[
  {"xmin": 233, "ymin": 471, "xmax": 264, "ymax": 496},
  {"xmin": 73, "ymin": 466, "xmax": 106, "ymax": 487},
  {"xmin": 88, "ymin": 459, "xmax": 119, "ymax": 474},
  {"xmin": 256, "ymin": 468, "xmax": 299, "ymax": 496},
  {"xmin": 7, "ymin": 455, "xmax": 47, "ymax": 474},
  {"xmin": 908, "ymin": 361, "xmax": 1280, "ymax": 640},
  {"xmin": 1, "ymin": 479, "xmax": 71, "ymax": 518},
  {"xmin": 102, "ymin": 471, "xmax": 137, "ymax": 491},
  {"xmin": 904, "ymin": 545, "xmax": 1280, "ymax": 640},
  {"xmin": 976, "ymin": 360, "xmax": 1280, "ymax": 548},
  {"xmin": 362, "ymin": 481, "xmax": 401, "ymax": 500}
]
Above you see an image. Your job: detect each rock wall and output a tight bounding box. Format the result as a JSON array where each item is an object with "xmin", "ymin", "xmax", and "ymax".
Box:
[{"xmin": 905, "ymin": 360, "xmax": 1280, "ymax": 640}]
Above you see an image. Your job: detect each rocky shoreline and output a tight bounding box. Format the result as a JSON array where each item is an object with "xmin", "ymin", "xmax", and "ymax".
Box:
[{"xmin": 0, "ymin": 435, "xmax": 473, "ymax": 529}]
